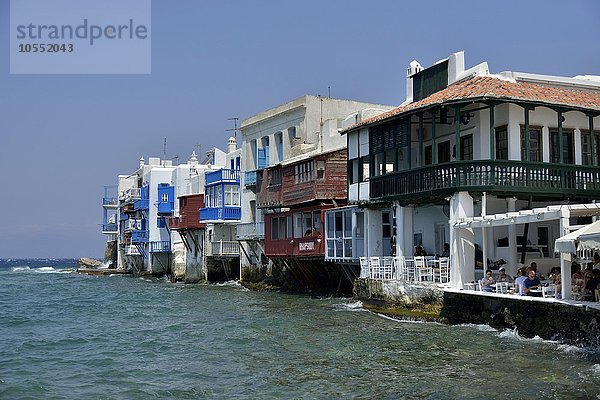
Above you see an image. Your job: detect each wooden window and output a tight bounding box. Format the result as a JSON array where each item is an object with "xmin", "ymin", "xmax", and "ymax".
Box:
[
  {"xmin": 520, "ymin": 126, "xmax": 543, "ymax": 162},
  {"xmin": 438, "ymin": 140, "xmax": 450, "ymax": 163},
  {"xmin": 495, "ymin": 126, "xmax": 509, "ymax": 160},
  {"xmin": 360, "ymin": 156, "xmax": 370, "ymax": 181},
  {"xmin": 460, "ymin": 134, "xmax": 473, "ymax": 160},
  {"xmin": 581, "ymin": 130, "xmax": 600, "ymax": 166},
  {"xmin": 550, "ymin": 129, "xmax": 574, "ymax": 164},
  {"xmin": 424, "ymin": 145, "xmax": 432, "ymax": 165},
  {"xmin": 268, "ymin": 169, "xmax": 281, "ymax": 186}
]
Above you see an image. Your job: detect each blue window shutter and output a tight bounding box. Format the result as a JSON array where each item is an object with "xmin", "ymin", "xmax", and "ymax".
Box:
[
  {"xmin": 278, "ymin": 142, "xmax": 283, "ymax": 162},
  {"xmin": 257, "ymin": 148, "xmax": 266, "ymax": 169},
  {"xmin": 265, "ymin": 145, "xmax": 270, "ymax": 166}
]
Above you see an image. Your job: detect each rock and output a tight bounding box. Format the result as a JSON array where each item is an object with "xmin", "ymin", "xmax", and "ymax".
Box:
[{"xmin": 77, "ymin": 257, "xmax": 102, "ymax": 269}]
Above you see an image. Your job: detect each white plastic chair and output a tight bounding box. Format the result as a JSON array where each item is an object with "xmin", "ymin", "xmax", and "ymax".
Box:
[
  {"xmin": 495, "ymin": 281, "xmax": 509, "ymax": 294},
  {"xmin": 434, "ymin": 258, "xmax": 450, "ymax": 283},
  {"xmin": 542, "ymin": 284, "xmax": 556, "ymax": 298},
  {"xmin": 392, "ymin": 256, "xmax": 405, "ymax": 281},
  {"xmin": 415, "ymin": 256, "xmax": 433, "ymax": 282},
  {"xmin": 369, "ymin": 257, "xmax": 380, "ymax": 280},
  {"xmin": 359, "ymin": 257, "xmax": 369, "ymax": 278},
  {"xmin": 381, "ymin": 257, "xmax": 393, "ymax": 280}
]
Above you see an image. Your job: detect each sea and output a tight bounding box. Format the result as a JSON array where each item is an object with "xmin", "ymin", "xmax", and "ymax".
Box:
[{"xmin": 1, "ymin": 259, "xmax": 600, "ymax": 399}]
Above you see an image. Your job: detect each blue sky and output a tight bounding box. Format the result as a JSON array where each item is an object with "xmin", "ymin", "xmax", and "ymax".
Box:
[{"xmin": 1, "ymin": 0, "xmax": 599, "ymax": 258}]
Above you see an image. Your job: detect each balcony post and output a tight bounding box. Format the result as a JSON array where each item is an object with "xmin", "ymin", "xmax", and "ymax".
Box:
[
  {"xmin": 524, "ymin": 106, "xmax": 530, "ymax": 162},
  {"xmin": 418, "ymin": 113, "xmax": 424, "ymax": 167},
  {"xmin": 590, "ymin": 114, "xmax": 597, "ymax": 167},
  {"xmin": 454, "ymin": 105, "xmax": 461, "ymax": 159},
  {"xmin": 431, "ymin": 108, "xmax": 437, "ymax": 164},
  {"xmin": 407, "ymin": 116, "xmax": 412, "ymax": 170},
  {"xmin": 558, "ymin": 110, "xmax": 564, "ymax": 164},
  {"xmin": 489, "ymin": 104, "xmax": 496, "ymax": 185}
]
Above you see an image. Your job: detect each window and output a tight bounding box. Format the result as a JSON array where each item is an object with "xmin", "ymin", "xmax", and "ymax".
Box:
[
  {"xmin": 326, "ymin": 209, "xmax": 355, "ymax": 259},
  {"xmin": 385, "ymin": 149, "xmax": 396, "ymax": 173},
  {"xmin": 157, "ymin": 217, "xmax": 166, "ymax": 228},
  {"xmin": 581, "ymin": 130, "xmax": 600, "ymax": 166},
  {"xmin": 460, "ymin": 135, "xmax": 473, "ymax": 160},
  {"xmin": 268, "ymin": 169, "xmax": 281, "ymax": 186},
  {"xmin": 520, "ymin": 126, "xmax": 543, "ymax": 162},
  {"xmin": 293, "ymin": 210, "xmax": 321, "ymax": 238},
  {"xmin": 294, "ymin": 161, "xmax": 314, "ymax": 183},
  {"xmin": 550, "ymin": 129, "xmax": 574, "ymax": 164},
  {"xmin": 424, "ymin": 145, "xmax": 432, "ymax": 165},
  {"xmin": 223, "ymin": 184, "xmax": 240, "ymax": 206},
  {"xmin": 495, "ymin": 126, "xmax": 509, "ymax": 160},
  {"xmin": 275, "ymin": 132, "xmax": 283, "ymax": 162},
  {"xmin": 288, "ymin": 126, "xmax": 297, "ymax": 146},
  {"xmin": 438, "ymin": 140, "xmax": 451, "ymax": 163},
  {"xmin": 317, "ymin": 160, "xmax": 325, "ymax": 179},
  {"xmin": 361, "ymin": 156, "xmax": 370, "ymax": 181},
  {"xmin": 270, "ymin": 215, "xmax": 291, "ymax": 240},
  {"xmin": 161, "ymin": 193, "xmax": 169, "ymax": 202}
]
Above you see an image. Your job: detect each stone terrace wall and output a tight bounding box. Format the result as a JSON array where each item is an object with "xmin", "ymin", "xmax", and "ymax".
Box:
[{"xmin": 441, "ymin": 291, "xmax": 600, "ymax": 347}]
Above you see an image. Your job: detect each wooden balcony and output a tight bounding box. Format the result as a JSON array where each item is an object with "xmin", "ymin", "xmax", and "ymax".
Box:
[
  {"xmin": 265, "ymin": 236, "xmax": 324, "ymax": 258},
  {"xmin": 256, "ymin": 149, "xmax": 347, "ymax": 208},
  {"xmin": 370, "ymin": 160, "xmax": 600, "ymax": 205},
  {"xmin": 169, "ymin": 194, "xmax": 204, "ymax": 230},
  {"xmin": 210, "ymin": 240, "xmax": 240, "ymax": 257}
]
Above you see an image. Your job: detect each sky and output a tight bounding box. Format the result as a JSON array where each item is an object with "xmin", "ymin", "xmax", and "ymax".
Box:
[{"xmin": 1, "ymin": 0, "xmax": 599, "ymax": 259}]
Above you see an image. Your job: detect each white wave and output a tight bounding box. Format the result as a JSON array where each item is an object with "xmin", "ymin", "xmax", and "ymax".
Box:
[
  {"xmin": 10, "ymin": 266, "xmax": 30, "ymax": 272},
  {"xmin": 497, "ymin": 328, "xmax": 560, "ymax": 346},
  {"xmin": 330, "ymin": 301, "xmax": 365, "ymax": 312},
  {"xmin": 36, "ymin": 267, "xmax": 56, "ymax": 272},
  {"xmin": 215, "ymin": 280, "xmax": 242, "ymax": 287},
  {"xmin": 376, "ymin": 313, "xmax": 443, "ymax": 325},
  {"xmin": 458, "ymin": 323, "xmax": 498, "ymax": 332},
  {"xmin": 556, "ymin": 343, "xmax": 586, "ymax": 354},
  {"xmin": 590, "ymin": 364, "xmax": 600, "ymax": 375}
]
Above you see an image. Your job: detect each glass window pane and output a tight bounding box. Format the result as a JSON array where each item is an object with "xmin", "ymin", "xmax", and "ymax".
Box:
[
  {"xmin": 344, "ymin": 210, "xmax": 352, "ymax": 237},
  {"xmin": 355, "ymin": 212, "xmax": 364, "ymax": 238}
]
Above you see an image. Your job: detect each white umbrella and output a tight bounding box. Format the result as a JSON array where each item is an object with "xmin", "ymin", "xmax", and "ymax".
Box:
[{"xmin": 554, "ymin": 220, "xmax": 600, "ymax": 254}]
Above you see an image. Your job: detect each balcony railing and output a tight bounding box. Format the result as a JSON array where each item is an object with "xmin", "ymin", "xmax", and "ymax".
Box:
[
  {"xmin": 206, "ymin": 169, "xmax": 240, "ymax": 185},
  {"xmin": 210, "ymin": 240, "xmax": 240, "ymax": 256},
  {"xmin": 200, "ymin": 206, "xmax": 241, "ymax": 221},
  {"xmin": 125, "ymin": 245, "xmax": 141, "ymax": 256},
  {"xmin": 149, "ymin": 240, "xmax": 171, "ymax": 253},
  {"xmin": 157, "ymin": 201, "xmax": 175, "ymax": 215},
  {"xmin": 120, "ymin": 188, "xmax": 141, "ymax": 202},
  {"xmin": 134, "ymin": 198, "xmax": 149, "ymax": 211},
  {"xmin": 370, "ymin": 160, "xmax": 600, "ymax": 203},
  {"xmin": 236, "ymin": 222, "xmax": 265, "ymax": 240},
  {"xmin": 102, "ymin": 223, "xmax": 118, "ymax": 233},
  {"xmin": 131, "ymin": 230, "xmax": 149, "ymax": 243},
  {"xmin": 244, "ymin": 170, "xmax": 257, "ymax": 187},
  {"xmin": 102, "ymin": 197, "xmax": 118, "ymax": 206}
]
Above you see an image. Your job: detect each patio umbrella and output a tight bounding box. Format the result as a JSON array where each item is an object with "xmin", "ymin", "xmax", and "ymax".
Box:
[{"xmin": 554, "ymin": 220, "xmax": 600, "ymax": 254}]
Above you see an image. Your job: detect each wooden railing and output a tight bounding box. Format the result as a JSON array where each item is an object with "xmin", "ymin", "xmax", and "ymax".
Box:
[
  {"xmin": 210, "ymin": 241, "xmax": 240, "ymax": 256},
  {"xmin": 370, "ymin": 160, "xmax": 600, "ymax": 202}
]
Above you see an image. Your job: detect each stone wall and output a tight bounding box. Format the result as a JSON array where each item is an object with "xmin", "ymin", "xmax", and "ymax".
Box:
[
  {"xmin": 353, "ymin": 278, "xmax": 444, "ymax": 307},
  {"xmin": 441, "ymin": 291, "xmax": 600, "ymax": 347}
]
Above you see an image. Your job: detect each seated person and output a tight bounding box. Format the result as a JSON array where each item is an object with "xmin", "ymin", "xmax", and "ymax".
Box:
[
  {"xmin": 584, "ymin": 269, "xmax": 600, "ymax": 301},
  {"xmin": 415, "ymin": 245, "xmax": 427, "ymax": 257},
  {"xmin": 480, "ymin": 269, "xmax": 495, "ymax": 292},
  {"xmin": 550, "ymin": 267, "xmax": 561, "ymax": 298},
  {"xmin": 441, "ymin": 243, "xmax": 450, "ymax": 258},
  {"xmin": 523, "ymin": 269, "xmax": 542, "ymax": 297},
  {"xmin": 530, "ymin": 261, "xmax": 538, "ymax": 273},
  {"xmin": 572, "ymin": 262, "xmax": 584, "ymax": 280},
  {"xmin": 514, "ymin": 267, "xmax": 529, "ymax": 295},
  {"xmin": 496, "ymin": 267, "xmax": 513, "ymax": 283}
]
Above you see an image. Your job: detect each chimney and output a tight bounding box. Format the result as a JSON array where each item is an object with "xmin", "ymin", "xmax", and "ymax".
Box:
[
  {"xmin": 227, "ymin": 136, "xmax": 237, "ymax": 153},
  {"xmin": 447, "ymin": 51, "xmax": 465, "ymax": 84},
  {"xmin": 405, "ymin": 60, "xmax": 422, "ymax": 104},
  {"xmin": 139, "ymin": 157, "xmax": 145, "ymax": 168}
]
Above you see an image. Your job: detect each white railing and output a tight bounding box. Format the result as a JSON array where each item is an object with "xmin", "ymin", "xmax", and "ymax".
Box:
[
  {"xmin": 125, "ymin": 245, "xmax": 141, "ymax": 255},
  {"xmin": 211, "ymin": 240, "xmax": 240, "ymax": 256},
  {"xmin": 236, "ymin": 222, "xmax": 265, "ymax": 240},
  {"xmin": 120, "ymin": 188, "xmax": 141, "ymax": 202}
]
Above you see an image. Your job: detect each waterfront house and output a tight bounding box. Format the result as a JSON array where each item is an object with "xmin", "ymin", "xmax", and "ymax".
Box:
[
  {"xmin": 335, "ymin": 51, "xmax": 600, "ymax": 291},
  {"xmin": 239, "ymin": 96, "xmax": 393, "ymax": 291},
  {"xmin": 101, "ymin": 185, "xmax": 118, "ymax": 265}
]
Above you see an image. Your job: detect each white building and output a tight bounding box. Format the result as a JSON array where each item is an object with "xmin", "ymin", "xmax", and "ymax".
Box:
[{"xmin": 335, "ymin": 51, "xmax": 600, "ymax": 291}]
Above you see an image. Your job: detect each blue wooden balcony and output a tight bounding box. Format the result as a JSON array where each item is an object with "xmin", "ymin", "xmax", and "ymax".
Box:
[
  {"xmin": 157, "ymin": 184, "xmax": 174, "ymax": 215},
  {"xmin": 206, "ymin": 169, "xmax": 240, "ymax": 185},
  {"xmin": 102, "ymin": 197, "xmax": 118, "ymax": 206},
  {"xmin": 200, "ymin": 206, "xmax": 241, "ymax": 221},
  {"xmin": 131, "ymin": 230, "xmax": 149, "ymax": 243},
  {"xmin": 244, "ymin": 170, "xmax": 257, "ymax": 187},
  {"xmin": 134, "ymin": 198, "xmax": 149, "ymax": 211},
  {"xmin": 102, "ymin": 223, "xmax": 118, "ymax": 233},
  {"xmin": 149, "ymin": 241, "xmax": 171, "ymax": 253}
]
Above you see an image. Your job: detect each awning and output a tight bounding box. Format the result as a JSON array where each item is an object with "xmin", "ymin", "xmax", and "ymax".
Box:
[{"xmin": 554, "ymin": 220, "xmax": 600, "ymax": 254}]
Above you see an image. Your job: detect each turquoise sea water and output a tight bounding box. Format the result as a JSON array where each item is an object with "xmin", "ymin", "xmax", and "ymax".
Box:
[{"xmin": 1, "ymin": 259, "xmax": 600, "ymax": 399}]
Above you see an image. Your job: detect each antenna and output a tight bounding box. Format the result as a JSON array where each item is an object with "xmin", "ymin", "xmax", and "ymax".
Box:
[
  {"xmin": 163, "ymin": 138, "xmax": 167, "ymax": 166},
  {"xmin": 226, "ymin": 117, "xmax": 239, "ymax": 140},
  {"xmin": 328, "ymin": 86, "xmax": 331, "ymax": 98}
]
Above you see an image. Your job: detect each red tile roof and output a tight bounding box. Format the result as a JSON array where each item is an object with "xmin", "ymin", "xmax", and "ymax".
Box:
[{"xmin": 343, "ymin": 75, "xmax": 600, "ymax": 133}]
